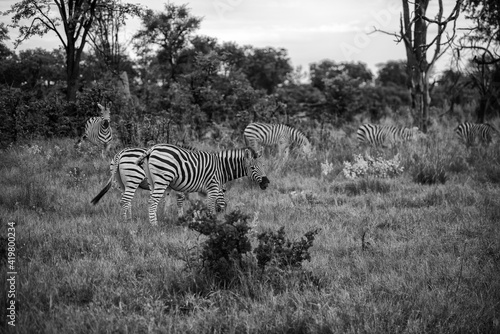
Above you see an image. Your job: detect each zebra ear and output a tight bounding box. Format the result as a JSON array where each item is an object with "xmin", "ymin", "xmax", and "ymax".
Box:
[
  {"xmin": 97, "ymin": 103, "xmax": 104, "ymax": 111},
  {"xmin": 244, "ymin": 148, "xmax": 256, "ymax": 160}
]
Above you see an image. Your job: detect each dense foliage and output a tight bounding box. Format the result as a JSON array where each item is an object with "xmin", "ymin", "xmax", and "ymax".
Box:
[{"xmin": 1, "ymin": 1, "xmax": 496, "ymax": 149}]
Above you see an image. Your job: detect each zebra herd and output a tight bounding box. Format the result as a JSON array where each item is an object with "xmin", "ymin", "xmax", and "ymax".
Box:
[
  {"xmin": 79, "ymin": 104, "xmax": 498, "ymax": 224},
  {"xmin": 85, "ymin": 118, "xmax": 308, "ymax": 225},
  {"xmin": 356, "ymin": 122, "xmax": 498, "ymax": 148}
]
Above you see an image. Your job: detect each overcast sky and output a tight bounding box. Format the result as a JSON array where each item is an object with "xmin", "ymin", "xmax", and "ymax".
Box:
[{"xmin": 0, "ymin": 0, "xmax": 470, "ymax": 76}]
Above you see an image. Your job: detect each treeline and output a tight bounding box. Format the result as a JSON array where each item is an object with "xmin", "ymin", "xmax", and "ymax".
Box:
[{"xmin": 0, "ymin": 3, "xmax": 497, "ymax": 148}]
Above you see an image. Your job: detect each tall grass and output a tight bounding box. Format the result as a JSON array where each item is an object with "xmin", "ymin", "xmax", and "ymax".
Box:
[{"xmin": 1, "ymin": 128, "xmax": 500, "ymax": 333}]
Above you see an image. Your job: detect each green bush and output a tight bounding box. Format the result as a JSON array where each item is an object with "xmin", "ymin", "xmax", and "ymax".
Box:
[
  {"xmin": 180, "ymin": 202, "xmax": 252, "ymax": 283},
  {"xmin": 254, "ymin": 227, "xmax": 319, "ymax": 269},
  {"xmin": 180, "ymin": 201, "xmax": 320, "ymax": 286}
]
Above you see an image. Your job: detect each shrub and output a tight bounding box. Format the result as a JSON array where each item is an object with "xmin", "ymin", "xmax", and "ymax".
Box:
[
  {"xmin": 254, "ymin": 227, "xmax": 320, "ymax": 269},
  {"xmin": 342, "ymin": 154, "xmax": 404, "ymax": 179},
  {"xmin": 180, "ymin": 201, "xmax": 252, "ymax": 283},
  {"xmin": 180, "ymin": 202, "xmax": 320, "ymax": 286}
]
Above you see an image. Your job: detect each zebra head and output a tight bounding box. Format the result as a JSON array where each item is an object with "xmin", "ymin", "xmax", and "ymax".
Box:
[
  {"xmin": 244, "ymin": 148, "xmax": 270, "ymax": 190},
  {"xmin": 97, "ymin": 103, "xmax": 111, "ymax": 126}
]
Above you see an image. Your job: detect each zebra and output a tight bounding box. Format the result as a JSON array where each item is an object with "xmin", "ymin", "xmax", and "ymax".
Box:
[
  {"xmin": 91, "ymin": 147, "xmax": 227, "ymax": 220},
  {"xmin": 135, "ymin": 144, "xmax": 270, "ymax": 226},
  {"xmin": 243, "ymin": 123, "xmax": 312, "ymax": 159},
  {"xmin": 356, "ymin": 124, "xmax": 420, "ymax": 148},
  {"xmin": 75, "ymin": 103, "xmax": 112, "ymax": 157},
  {"xmin": 455, "ymin": 122, "xmax": 498, "ymax": 147}
]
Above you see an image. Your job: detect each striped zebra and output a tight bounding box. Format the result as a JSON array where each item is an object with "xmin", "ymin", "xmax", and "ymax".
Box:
[
  {"xmin": 243, "ymin": 123, "xmax": 312, "ymax": 158},
  {"xmin": 455, "ymin": 122, "xmax": 498, "ymax": 147},
  {"xmin": 356, "ymin": 124, "xmax": 420, "ymax": 148},
  {"xmin": 75, "ymin": 103, "xmax": 112, "ymax": 157},
  {"xmin": 135, "ymin": 144, "xmax": 270, "ymax": 226},
  {"xmin": 91, "ymin": 147, "xmax": 226, "ymax": 220}
]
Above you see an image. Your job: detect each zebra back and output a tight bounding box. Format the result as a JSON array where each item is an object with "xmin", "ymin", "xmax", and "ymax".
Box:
[
  {"xmin": 244, "ymin": 122, "xmax": 312, "ymax": 156},
  {"xmin": 357, "ymin": 124, "xmax": 419, "ymax": 147}
]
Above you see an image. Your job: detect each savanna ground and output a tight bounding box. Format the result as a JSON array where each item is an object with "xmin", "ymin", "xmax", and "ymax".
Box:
[{"xmin": 1, "ymin": 121, "xmax": 500, "ymax": 334}]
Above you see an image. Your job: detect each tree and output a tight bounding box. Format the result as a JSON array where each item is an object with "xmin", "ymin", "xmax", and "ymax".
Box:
[
  {"xmin": 309, "ymin": 60, "xmax": 373, "ymax": 125},
  {"xmin": 461, "ymin": 0, "xmax": 500, "ymax": 65},
  {"xmin": 242, "ymin": 47, "xmax": 293, "ymax": 94},
  {"xmin": 457, "ymin": 1, "xmax": 500, "ymax": 121},
  {"xmin": 4, "ymin": 0, "xmax": 103, "ymax": 101},
  {"xmin": 310, "ymin": 60, "xmax": 373, "ymax": 92},
  {"xmin": 134, "ymin": 3, "xmax": 202, "ymax": 84},
  {"xmin": 467, "ymin": 61, "xmax": 500, "ymax": 122},
  {"xmin": 18, "ymin": 48, "xmax": 65, "ymax": 91},
  {"xmin": 88, "ymin": 0, "xmax": 143, "ymax": 74},
  {"xmin": 376, "ymin": 60, "xmax": 408, "ymax": 88},
  {"xmin": 375, "ymin": 0, "xmax": 462, "ymax": 132},
  {"xmin": 431, "ymin": 69, "xmax": 474, "ymax": 116},
  {"xmin": 0, "ymin": 23, "xmax": 12, "ymax": 59}
]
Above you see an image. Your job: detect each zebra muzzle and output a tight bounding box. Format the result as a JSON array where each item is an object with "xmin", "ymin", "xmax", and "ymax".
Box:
[{"xmin": 259, "ymin": 176, "xmax": 270, "ymax": 190}]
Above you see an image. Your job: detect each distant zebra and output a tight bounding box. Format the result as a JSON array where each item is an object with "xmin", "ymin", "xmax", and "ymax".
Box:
[
  {"xmin": 91, "ymin": 147, "xmax": 226, "ymax": 220},
  {"xmin": 136, "ymin": 144, "xmax": 270, "ymax": 226},
  {"xmin": 356, "ymin": 124, "xmax": 420, "ymax": 148},
  {"xmin": 455, "ymin": 122, "xmax": 498, "ymax": 147},
  {"xmin": 243, "ymin": 123, "xmax": 312, "ymax": 158},
  {"xmin": 75, "ymin": 103, "xmax": 112, "ymax": 157}
]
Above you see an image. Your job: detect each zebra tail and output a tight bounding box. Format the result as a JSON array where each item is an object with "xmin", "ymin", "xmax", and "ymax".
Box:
[
  {"xmin": 135, "ymin": 147, "xmax": 154, "ymax": 166},
  {"xmin": 91, "ymin": 176, "xmax": 113, "ymax": 205}
]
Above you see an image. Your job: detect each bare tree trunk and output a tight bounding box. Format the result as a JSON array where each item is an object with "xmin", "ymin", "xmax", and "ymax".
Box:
[
  {"xmin": 66, "ymin": 43, "xmax": 79, "ymax": 102},
  {"xmin": 399, "ymin": 0, "xmax": 460, "ymax": 133}
]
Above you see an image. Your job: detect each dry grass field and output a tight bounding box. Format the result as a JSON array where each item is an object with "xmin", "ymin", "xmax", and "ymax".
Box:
[{"xmin": 1, "ymin": 123, "xmax": 500, "ymax": 333}]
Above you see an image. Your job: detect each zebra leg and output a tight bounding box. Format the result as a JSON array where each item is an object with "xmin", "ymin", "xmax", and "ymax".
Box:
[
  {"xmin": 148, "ymin": 184, "xmax": 169, "ymax": 226},
  {"xmin": 120, "ymin": 186, "xmax": 139, "ymax": 220},
  {"xmin": 176, "ymin": 192, "xmax": 188, "ymax": 217},
  {"xmin": 215, "ymin": 191, "xmax": 226, "ymax": 213},
  {"xmin": 102, "ymin": 142, "xmax": 110, "ymax": 159}
]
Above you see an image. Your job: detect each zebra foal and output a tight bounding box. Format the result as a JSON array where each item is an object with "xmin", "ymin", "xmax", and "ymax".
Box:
[
  {"xmin": 243, "ymin": 122, "xmax": 312, "ymax": 158},
  {"xmin": 91, "ymin": 147, "xmax": 226, "ymax": 220},
  {"xmin": 135, "ymin": 144, "xmax": 270, "ymax": 226},
  {"xmin": 356, "ymin": 124, "xmax": 420, "ymax": 148},
  {"xmin": 75, "ymin": 103, "xmax": 112, "ymax": 157},
  {"xmin": 455, "ymin": 122, "xmax": 498, "ymax": 147}
]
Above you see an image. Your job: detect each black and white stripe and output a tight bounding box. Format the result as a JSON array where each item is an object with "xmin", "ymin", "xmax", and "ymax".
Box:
[
  {"xmin": 357, "ymin": 124, "xmax": 420, "ymax": 147},
  {"xmin": 243, "ymin": 122, "xmax": 312, "ymax": 158},
  {"xmin": 91, "ymin": 147, "xmax": 226, "ymax": 220},
  {"xmin": 76, "ymin": 103, "xmax": 112, "ymax": 156},
  {"xmin": 455, "ymin": 122, "xmax": 498, "ymax": 146},
  {"xmin": 135, "ymin": 144, "xmax": 270, "ymax": 225}
]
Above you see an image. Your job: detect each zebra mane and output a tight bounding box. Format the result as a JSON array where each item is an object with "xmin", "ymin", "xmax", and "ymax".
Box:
[{"xmin": 244, "ymin": 146, "xmax": 259, "ymax": 159}]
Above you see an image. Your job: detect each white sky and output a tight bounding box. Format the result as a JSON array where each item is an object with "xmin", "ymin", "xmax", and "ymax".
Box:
[{"xmin": 0, "ymin": 0, "xmax": 471, "ymax": 77}]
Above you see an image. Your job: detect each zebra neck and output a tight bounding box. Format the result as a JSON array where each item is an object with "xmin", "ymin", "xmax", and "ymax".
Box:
[{"xmin": 217, "ymin": 152, "xmax": 247, "ymax": 183}]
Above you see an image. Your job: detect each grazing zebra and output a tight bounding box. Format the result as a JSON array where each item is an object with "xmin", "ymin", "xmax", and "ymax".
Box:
[
  {"xmin": 91, "ymin": 147, "xmax": 226, "ymax": 220},
  {"xmin": 356, "ymin": 124, "xmax": 420, "ymax": 148},
  {"xmin": 243, "ymin": 123, "xmax": 312, "ymax": 158},
  {"xmin": 135, "ymin": 144, "xmax": 270, "ymax": 226},
  {"xmin": 75, "ymin": 103, "xmax": 112, "ymax": 157},
  {"xmin": 455, "ymin": 122, "xmax": 498, "ymax": 147}
]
